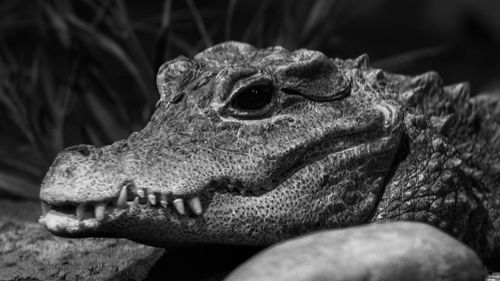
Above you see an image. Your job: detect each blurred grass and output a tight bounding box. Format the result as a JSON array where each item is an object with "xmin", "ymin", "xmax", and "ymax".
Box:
[
  {"xmin": 0, "ymin": 0, "xmax": 362, "ymax": 200},
  {"xmin": 1, "ymin": 0, "xmax": 498, "ymax": 200}
]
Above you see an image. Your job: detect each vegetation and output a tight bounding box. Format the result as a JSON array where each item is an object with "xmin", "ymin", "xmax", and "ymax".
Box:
[
  {"xmin": 0, "ymin": 0, "xmax": 358, "ymax": 199},
  {"xmin": 1, "ymin": 0, "xmax": 499, "ymax": 199}
]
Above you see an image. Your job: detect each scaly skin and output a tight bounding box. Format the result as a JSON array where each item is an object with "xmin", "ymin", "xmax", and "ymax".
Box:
[{"xmin": 38, "ymin": 42, "xmax": 499, "ymax": 264}]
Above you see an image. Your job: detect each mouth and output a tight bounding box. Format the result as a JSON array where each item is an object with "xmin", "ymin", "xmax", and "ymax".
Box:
[
  {"xmin": 38, "ymin": 180, "xmax": 210, "ymax": 236},
  {"xmin": 39, "ymin": 172, "xmax": 271, "ymax": 236}
]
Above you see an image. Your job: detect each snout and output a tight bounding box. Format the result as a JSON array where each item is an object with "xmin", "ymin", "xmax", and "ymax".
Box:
[{"xmin": 40, "ymin": 144, "xmax": 126, "ymax": 204}]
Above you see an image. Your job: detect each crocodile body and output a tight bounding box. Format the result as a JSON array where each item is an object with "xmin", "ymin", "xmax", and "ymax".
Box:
[{"xmin": 39, "ymin": 42, "xmax": 500, "ymax": 264}]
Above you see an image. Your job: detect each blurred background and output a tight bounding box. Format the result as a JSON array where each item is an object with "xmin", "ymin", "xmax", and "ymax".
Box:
[{"xmin": 1, "ymin": 0, "xmax": 500, "ymax": 201}]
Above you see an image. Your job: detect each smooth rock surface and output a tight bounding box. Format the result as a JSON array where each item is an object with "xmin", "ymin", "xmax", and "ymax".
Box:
[
  {"xmin": 225, "ymin": 222, "xmax": 486, "ymax": 281},
  {"xmin": 0, "ymin": 199, "xmax": 164, "ymax": 281}
]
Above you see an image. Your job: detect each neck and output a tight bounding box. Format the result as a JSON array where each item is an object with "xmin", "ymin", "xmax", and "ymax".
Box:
[{"xmin": 442, "ymin": 93, "xmax": 500, "ymax": 265}]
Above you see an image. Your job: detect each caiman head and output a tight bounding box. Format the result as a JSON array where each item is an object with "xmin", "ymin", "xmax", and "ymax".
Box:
[{"xmin": 39, "ymin": 41, "xmax": 404, "ymax": 247}]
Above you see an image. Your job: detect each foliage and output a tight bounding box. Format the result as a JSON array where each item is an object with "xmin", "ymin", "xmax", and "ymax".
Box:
[
  {"xmin": 0, "ymin": 0, "xmax": 357, "ymax": 199},
  {"xmin": 1, "ymin": 0, "xmax": 475, "ymax": 199}
]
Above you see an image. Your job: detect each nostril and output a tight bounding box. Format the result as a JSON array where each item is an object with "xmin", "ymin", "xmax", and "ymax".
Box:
[{"xmin": 64, "ymin": 145, "xmax": 94, "ymax": 157}]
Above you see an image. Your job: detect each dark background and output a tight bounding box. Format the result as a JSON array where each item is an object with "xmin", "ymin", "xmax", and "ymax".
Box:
[{"xmin": 1, "ymin": 0, "xmax": 500, "ymax": 200}]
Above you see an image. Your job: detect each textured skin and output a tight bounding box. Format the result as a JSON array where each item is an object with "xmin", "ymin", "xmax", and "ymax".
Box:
[{"xmin": 39, "ymin": 42, "xmax": 500, "ymax": 263}]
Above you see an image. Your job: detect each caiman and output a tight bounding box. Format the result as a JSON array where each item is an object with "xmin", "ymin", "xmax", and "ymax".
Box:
[{"xmin": 38, "ymin": 41, "xmax": 500, "ymax": 268}]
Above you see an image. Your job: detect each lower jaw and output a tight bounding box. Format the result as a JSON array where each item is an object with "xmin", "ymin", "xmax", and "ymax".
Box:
[{"xmin": 38, "ymin": 211, "xmax": 99, "ymax": 237}]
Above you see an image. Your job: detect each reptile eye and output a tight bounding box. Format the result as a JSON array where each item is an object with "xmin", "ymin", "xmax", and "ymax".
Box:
[{"xmin": 231, "ymin": 84, "xmax": 274, "ymax": 111}]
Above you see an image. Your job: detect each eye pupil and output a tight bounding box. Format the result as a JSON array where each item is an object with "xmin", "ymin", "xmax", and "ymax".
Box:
[{"xmin": 232, "ymin": 84, "xmax": 273, "ymax": 110}]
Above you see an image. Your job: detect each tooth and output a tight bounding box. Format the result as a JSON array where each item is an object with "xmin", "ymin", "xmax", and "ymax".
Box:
[
  {"xmin": 173, "ymin": 199, "xmax": 185, "ymax": 215},
  {"xmin": 160, "ymin": 193, "xmax": 168, "ymax": 208},
  {"xmin": 132, "ymin": 197, "xmax": 139, "ymax": 207},
  {"xmin": 137, "ymin": 189, "xmax": 145, "ymax": 198},
  {"xmin": 76, "ymin": 204, "xmax": 85, "ymax": 221},
  {"xmin": 188, "ymin": 197, "xmax": 202, "ymax": 215},
  {"xmin": 117, "ymin": 185, "xmax": 128, "ymax": 208},
  {"xmin": 95, "ymin": 203, "xmax": 106, "ymax": 221},
  {"xmin": 240, "ymin": 189, "xmax": 246, "ymax": 196},
  {"xmin": 148, "ymin": 194, "xmax": 156, "ymax": 205}
]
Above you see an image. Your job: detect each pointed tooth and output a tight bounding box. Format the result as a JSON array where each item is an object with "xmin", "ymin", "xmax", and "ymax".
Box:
[
  {"xmin": 160, "ymin": 193, "xmax": 168, "ymax": 208},
  {"xmin": 148, "ymin": 194, "xmax": 156, "ymax": 205},
  {"xmin": 95, "ymin": 203, "xmax": 106, "ymax": 221},
  {"xmin": 173, "ymin": 199, "xmax": 185, "ymax": 215},
  {"xmin": 132, "ymin": 197, "xmax": 139, "ymax": 207},
  {"xmin": 76, "ymin": 204, "xmax": 85, "ymax": 221},
  {"xmin": 240, "ymin": 189, "xmax": 246, "ymax": 196},
  {"xmin": 116, "ymin": 185, "xmax": 128, "ymax": 208},
  {"xmin": 188, "ymin": 197, "xmax": 202, "ymax": 215},
  {"xmin": 137, "ymin": 189, "xmax": 145, "ymax": 198}
]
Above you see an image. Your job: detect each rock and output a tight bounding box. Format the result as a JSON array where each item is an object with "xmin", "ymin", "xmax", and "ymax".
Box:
[
  {"xmin": 488, "ymin": 272, "xmax": 500, "ymax": 281},
  {"xmin": 0, "ymin": 199, "xmax": 164, "ymax": 281},
  {"xmin": 225, "ymin": 222, "xmax": 486, "ymax": 281}
]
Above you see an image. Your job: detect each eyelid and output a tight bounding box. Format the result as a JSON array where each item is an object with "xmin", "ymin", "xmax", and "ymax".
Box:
[{"xmin": 218, "ymin": 69, "xmax": 257, "ymax": 101}]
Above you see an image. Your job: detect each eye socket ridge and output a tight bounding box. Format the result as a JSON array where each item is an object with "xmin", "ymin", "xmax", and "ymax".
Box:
[{"xmin": 230, "ymin": 82, "xmax": 275, "ymax": 112}]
